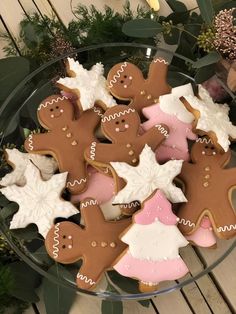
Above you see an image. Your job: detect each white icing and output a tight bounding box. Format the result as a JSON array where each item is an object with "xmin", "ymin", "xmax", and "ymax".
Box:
[
  {"xmin": 178, "ymin": 218, "xmax": 196, "ymax": 228},
  {"xmin": 217, "ymin": 224, "xmax": 236, "ymax": 232},
  {"xmin": 121, "ymin": 220, "xmax": 188, "ymax": 261},
  {"xmin": 92, "ymin": 106, "xmax": 103, "ymax": 117},
  {"xmin": 120, "ymin": 201, "xmax": 140, "ymax": 209},
  {"xmin": 111, "ymin": 145, "xmax": 187, "ymax": 204},
  {"xmin": 57, "ymin": 58, "xmax": 116, "ymax": 111},
  {"xmin": 155, "ymin": 124, "xmax": 169, "ymax": 137},
  {"xmin": 38, "ymin": 96, "xmax": 68, "ymax": 111},
  {"xmin": 159, "ymin": 83, "xmax": 195, "ymax": 124},
  {"xmin": 108, "ymin": 62, "xmax": 128, "ymax": 88},
  {"xmin": 153, "ymin": 58, "xmax": 169, "ymax": 65},
  {"xmin": 101, "ymin": 108, "xmax": 135, "ymax": 123},
  {"xmin": 81, "ymin": 199, "xmax": 98, "ymax": 208},
  {"xmin": 196, "ymin": 138, "xmax": 213, "ymax": 144},
  {"xmin": 28, "ymin": 134, "xmax": 34, "ymax": 150},
  {"xmin": 184, "ymin": 85, "xmax": 236, "ymax": 152},
  {"xmin": 66, "ymin": 178, "xmax": 87, "ymax": 187},
  {"xmin": 77, "ymin": 272, "xmax": 95, "ymax": 285},
  {"xmin": 90, "ymin": 142, "xmax": 97, "ymax": 160},
  {"xmin": 53, "ymin": 223, "xmax": 60, "ymax": 259}
]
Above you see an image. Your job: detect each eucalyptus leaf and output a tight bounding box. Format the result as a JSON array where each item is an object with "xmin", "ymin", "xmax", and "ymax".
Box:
[
  {"xmin": 101, "ymin": 300, "xmax": 123, "ymax": 314},
  {"xmin": 163, "ymin": 27, "xmax": 180, "ymax": 45},
  {"xmin": 192, "ymin": 52, "xmax": 220, "ymax": 68},
  {"xmin": 11, "ymin": 224, "xmax": 39, "ymax": 240},
  {"xmin": 42, "ymin": 264, "xmax": 76, "ymax": 314},
  {"xmin": 122, "ymin": 19, "xmax": 163, "ymax": 38},
  {"xmin": 31, "ymin": 245, "xmax": 54, "ymax": 266},
  {"xmin": 166, "ymin": 0, "xmax": 187, "ymax": 12},
  {"xmin": 196, "ymin": 0, "xmax": 215, "ymax": 24},
  {"xmin": 0, "ymin": 202, "xmax": 19, "ymax": 220},
  {"xmin": 0, "ymin": 57, "xmax": 30, "ymax": 104},
  {"xmin": 213, "ymin": 0, "xmax": 236, "ymax": 12},
  {"xmin": 8, "ymin": 261, "xmax": 41, "ymax": 302},
  {"xmin": 194, "ymin": 64, "xmax": 215, "ymax": 83},
  {"xmin": 165, "ymin": 11, "xmax": 190, "ymax": 24},
  {"xmin": 0, "ymin": 193, "xmax": 11, "ymax": 207},
  {"xmin": 108, "ymin": 271, "xmax": 139, "ymax": 294}
]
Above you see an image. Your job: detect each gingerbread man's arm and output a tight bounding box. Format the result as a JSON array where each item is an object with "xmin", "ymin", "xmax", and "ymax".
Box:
[
  {"xmin": 77, "ymin": 106, "xmax": 103, "ymax": 131},
  {"xmin": 139, "ymin": 124, "xmax": 169, "ymax": 151},
  {"xmin": 178, "ymin": 162, "xmax": 194, "ymax": 183},
  {"xmin": 222, "ymin": 168, "xmax": 236, "ymax": 187},
  {"xmin": 84, "ymin": 142, "xmax": 118, "ymax": 165},
  {"xmin": 24, "ymin": 132, "xmax": 55, "ymax": 153},
  {"xmin": 147, "ymin": 58, "xmax": 171, "ymax": 90},
  {"xmin": 76, "ymin": 258, "xmax": 104, "ymax": 290},
  {"xmin": 80, "ymin": 198, "xmax": 105, "ymax": 228}
]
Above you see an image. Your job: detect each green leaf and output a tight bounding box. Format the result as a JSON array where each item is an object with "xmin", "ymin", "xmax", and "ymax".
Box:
[
  {"xmin": 101, "ymin": 300, "xmax": 123, "ymax": 314},
  {"xmin": 163, "ymin": 27, "xmax": 180, "ymax": 45},
  {"xmin": 42, "ymin": 264, "xmax": 76, "ymax": 314},
  {"xmin": 31, "ymin": 245, "xmax": 54, "ymax": 267},
  {"xmin": 196, "ymin": 0, "xmax": 215, "ymax": 24},
  {"xmin": 11, "ymin": 224, "xmax": 39, "ymax": 240},
  {"xmin": 0, "ymin": 194, "xmax": 11, "ymax": 207},
  {"xmin": 194, "ymin": 64, "xmax": 215, "ymax": 83},
  {"xmin": 213, "ymin": 0, "xmax": 236, "ymax": 11},
  {"xmin": 122, "ymin": 19, "xmax": 163, "ymax": 38},
  {"xmin": 8, "ymin": 261, "xmax": 41, "ymax": 302},
  {"xmin": 108, "ymin": 271, "xmax": 139, "ymax": 294},
  {"xmin": 0, "ymin": 202, "xmax": 19, "ymax": 220},
  {"xmin": 0, "ymin": 57, "xmax": 30, "ymax": 104},
  {"xmin": 166, "ymin": 0, "xmax": 187, "ymax": 12},
  {"xmin": 138, "ymin": 299, "xmax": 151, "ymax": 308},
  {"xmin": 192, "ymin": 52, "xmax": 220, "ymax": 68}
]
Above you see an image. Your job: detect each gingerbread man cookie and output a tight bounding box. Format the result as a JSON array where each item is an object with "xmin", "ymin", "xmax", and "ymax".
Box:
[
  {"xmin": 178, "ymin": 137, "xmax": 236, "ymax": 239},
  {"xmin": 107, "ymin": 58, "xmax": 171, "ymax": 115},
  {"xmin": 84, "ymin": 105, "xmax": 169, "ymax": 182},
  {"xmin": 24, "ymin": 95, "xmax": 102, "ymax": 194},
  {"xmin": 45, "ymin": 198, "xmax": 131, "ymax": 290}
]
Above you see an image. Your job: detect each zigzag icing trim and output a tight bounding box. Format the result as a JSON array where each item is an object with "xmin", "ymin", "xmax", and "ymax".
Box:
[
  {"xmin": 196, "ymin": 138, "xmax": 213, "ymax": 144},
  {"xmin": 67, "ymin": 178, "xmax": 87, "ymax": 187},
  {"xmin": 108, "ymin": 62, "xmax": 128, "ymax": 88},
  {"xmin": 155, "ymin": 124, "xmax": 169, "ymax": 137},
  {"xmin": 102, "ymin": 108, "xmax": 135, "ymax": 123},
  {"xmin": 90, "ymin": 142, "xmax": 97, "ymax": 160},
  {"xmin": 28, "ymin": 134, "xmax": 34, "ymax": 151},
  {"xmin": 153, "ymin": 58, "xmax": 169, "ymax": 65},
  {"xmin": 178, "ymin": 218, "xmax": 196, "ymax": 228},
  {"xmin": 92, "ymin": 106, "xmax": 103, "ymax": 117},
  {"xmin": 81, "ymin": 199, "xmax": 98, "ymax": 208},
  {"xmin": 53, "ymin": 223, "xmax": 60, "ymax": 259},
  {"xmin": 38, "ymin": 96, "xmax": 68, "ymax": 111},
  {"xmin": 120, "ymin": 201, "xmax": 140, "ymax": 208},
  {"xmin": 77, "ymin": 272, "xmax": 95, "ymax": 285},
  {"xmin": 217, "ymin": 224, "xmax": 236, "ymax": 232}
]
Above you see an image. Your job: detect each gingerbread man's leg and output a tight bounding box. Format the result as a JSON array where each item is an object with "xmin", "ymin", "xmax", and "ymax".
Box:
[
  {"xmin": 76, "ymin": 258, "xmax": 104, "ymax": 290},
  {"xmin": 177, "ymin": 202, "xmax": 202, "ymax": 235}
]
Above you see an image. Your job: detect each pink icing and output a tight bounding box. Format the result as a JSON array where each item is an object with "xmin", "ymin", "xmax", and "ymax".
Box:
[
  {"xmin": 71, "ymin": 166, "xmax": 115, "ymax": 204},
  {"xmin": 186, "ymin": 217, "xmax": 216, "ymax": 248},
  {"xmin": 134, "ymin": 190, "xmax": 178, "ymax": 225},
  {"xmin": 142, "ymin": 104, "xmax": 197, "ymax": 162},
  {"xmin": 114, "ymin": 251, "xmax": 188, "ymax": 284}
]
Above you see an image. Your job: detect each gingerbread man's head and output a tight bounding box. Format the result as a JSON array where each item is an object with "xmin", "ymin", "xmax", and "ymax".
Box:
[
  {"xmin": 37, "ymin": 95, "xmax": 74, "ymax": 129},
  {"xmin": 45, "ymin": 221, "xmax": 82, "ymax": 263},
  {"xmin": 191, "ymin": 138, "xmax": 231, "ymax": 166},
  {"xmin": 107, "ymin": 62, "xmax": 144, "ymax": 98},
  {"xmin": 101, "ymin": 105, "xmax": 140, "ymax": 142}
]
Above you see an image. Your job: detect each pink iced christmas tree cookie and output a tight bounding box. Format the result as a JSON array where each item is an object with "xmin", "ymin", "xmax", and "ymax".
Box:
[
  {"xmin": 142, "ymin": 83, "xmax": 197, "ymax": 162},
  {"xmin": 113, "ymin": 190, "xmax": 189, "ymax": 292}
]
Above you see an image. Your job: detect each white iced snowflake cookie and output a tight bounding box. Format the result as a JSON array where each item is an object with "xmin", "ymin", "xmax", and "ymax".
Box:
[
  {"xmin": 111, "ymin": 145, "xmax": 187, "ymax": 204},
  {"xmin": 0, "ymin": 148, "xmax": 58, "ymax": 187},
  {"xmin": 57, "ymin": 58, "xmax": 116, "ymax": 111},
  {"xmin": 183, "ymin": 85, "xmax": 236, "ymax": 152},
  {"xmin": 0, "ymin": 162, "xmax": 78, "ymax": 237}
]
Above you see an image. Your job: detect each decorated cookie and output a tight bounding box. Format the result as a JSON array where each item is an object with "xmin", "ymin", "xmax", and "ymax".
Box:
[
  {"xmin": 45, "ymin": 198, "xmax": 131, "ymax": 290},
  {"xmin": 178, "ymin": 137, "xmax": 236, "ymax": 239},
  {"xmin": 24, "ymin": 95, "xmax": 102, "ymax": 194},
  {"xmin": 142, "ymin": 83, "xmax": 197, "ymax": 162},
  {"xmin": 113, "ymin": 190, "xmax": 189, "ymax": 292},
  {"xmin": 0, "ymin": 162, "xmax": 78, "ymax": 237},
  {"xmin": 0, "ymin": 148, "xmax": 58, "ymax": 186},
  {"xmin": 57, "ymin": 58, "xmax": 116, "ymax": 112},
  {"xmin": 111, "ymin": 144, "xmax": 187, "ymax": 204},
  {"xmin": 107, "ymin": 58, "xmax": 171, "ymax": 115},
  {"xmin": 181, "ymin": 85, "xmax": 236, "ymax": 152},
  {"xmin": 84, "ymin": 105, "xmax": 169, "ymax": 182},
  {"xmin": 186, "ymin": 216, "xmax": 217, "ymax": 248}
]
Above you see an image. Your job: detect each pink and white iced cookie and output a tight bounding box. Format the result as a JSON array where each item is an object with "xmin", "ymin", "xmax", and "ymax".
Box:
[
  {"xmin": 113, "ymin": 190, "xmax": 189, "ymax": 292},
  {"xmin": 142, "ymin": 83, "xmax": 197, "ymax": 162},
  {"xmin": 186, "ymin": 216, "xmax": 216, "ymax": 248}
]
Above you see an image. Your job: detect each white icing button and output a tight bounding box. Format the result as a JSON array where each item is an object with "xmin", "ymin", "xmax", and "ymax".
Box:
[
  {"xmin": 132, "ymin": 158, "xmax": 137, "ymax": 163},
  {"xmin": 147, "ymin": 94, "xmax": 152, "ymax": 100},
  {"xmin": 101, "ymin": 242, "xmax": 108, "ymax": 247},
  {"xmin": 126, "ymin": 143, "xmax": 131, "ymax": 148},
  {"xmin": 71, "ymin": 140, "xmax": 78, "ymax": 146},
  {"xmin": 203, "ymin": 182, "xmax": 209, "ymax": 187},
  {"xmin": 204, "ymin": 174, "xmax": 210, "ymax": 179},
  {"xmin": 66, "ymin": 133, "xmax": 72, "ymax": 138},
  {"xmin": 91, "ymin": 241, "xmax": 97, "ymax": 247},
  {"xmin": 205, "ymin": 166, "xmax": 210, "ymax": 171},
  {"xmin": 110, "ymin": 242, "xmax": 116, "ymax": 248},
  {"xmin": 140, "ymin": 90, "xmax": 145, "ymax": 95},
  {"xmin": 62, "ymin": 126, "xmax": 68, "ymax": 131},
  {"xmin": 154, "ymin": 98, "xmax": 158, "ymax": 103},
  {"xmin": 128, "ymin": 150, "xmax": 134, "ymax": 156}
]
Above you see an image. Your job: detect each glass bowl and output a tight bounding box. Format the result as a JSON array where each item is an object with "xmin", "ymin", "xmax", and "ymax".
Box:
[{"xmin": 0, "ymin": 43, "xmax": 235, "ymax": 301}]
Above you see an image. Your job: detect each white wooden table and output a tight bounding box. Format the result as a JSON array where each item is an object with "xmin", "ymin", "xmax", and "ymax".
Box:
[{"xmin": 0, "ymin": 1, "xmax": 235, "ymax": 313}]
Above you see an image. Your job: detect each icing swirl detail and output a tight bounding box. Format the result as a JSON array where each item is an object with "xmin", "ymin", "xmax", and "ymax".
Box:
[
  {"xmin": 93, "ymin": 106, "xmax": 103, "ymax": 117},
  {"xmin": 196, "ymin": 138, "xmax": 213, "ymax": 144},
  {"xmin": 120, "ymin": 201, "xmax": 140, "ymax": 208},
  {"xmin": 77, "ymin": 272, "xmax": 95, "ymax": 285},
  {"xmin": 38, "ymin": 96, "xmax": 68, "ymax": 111},
  {"xmin": 67, "ymin": 178, "xmax": 87, "ymax": 187},
  {"xmin": 81, "ymin": 199, "xmax": 98, "ymax": 208},
  {"xmin": 155, "ymin": 124, "xmax": 169, "ymax": 137},
  {"xmin": 28, "ymin": 134, "xmax": 34, "ymax": 150},
  {"xmin": 217, "ymin": 224, "xmax": 236, "ymax": 232},
  {"xmin": 53, "ymin": 223, "xmax": 60, "ymax": 259},
  {"xmin": 90, "ymin": 142, "xmax": 97, "ymax": 160},
  {"xmin": 108, "ymin": 62, "xmax": 128, "ymax": 88},
  {"xmin": 102, "ymin": 108, "xmax": 135, "ymax": 123},
  {"xmin": 153, "ymin": 58, "xmax": 169, "ymax": 65},
  {"xmin": 178, "ymin": 218, "xmax": 196, "ymax": 228}
]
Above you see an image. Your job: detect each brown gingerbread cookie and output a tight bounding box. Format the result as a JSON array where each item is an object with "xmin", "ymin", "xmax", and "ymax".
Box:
[
  {"xmin": 45, "ymin": 198, "xmax": 131, "ymax": 290},
  {"xmin": 107, "ymin": 58, "xmax": 171, "ymax": 115},
  {"xmin": 24, "ymin": 95, "xmax": 102, "ymax": 194},
  {"xmin": 178, "ymin": 137, "xmax": 236, "ymax": 239},
  {"xmin": 84, "ymin": 105, "xmax": 169, "ymax": 189}
]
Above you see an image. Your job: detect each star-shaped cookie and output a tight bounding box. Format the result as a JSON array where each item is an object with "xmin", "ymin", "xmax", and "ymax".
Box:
[
  {"xmin": 111, "ymin": 145, "xmax": 187, "ymax": 204},
  {"xmin": 0, "ymin": 162, "xmax": 78, "ymax": 237},
  {"xmin": 57, "ymin": 58, "xmax": 116, "ymax": 111},
  {"xmin": 0, "ymin": 148, "xmax": 58, "ymax": 187},
  {"xmin": 182, "ymin": 85, "xmax": 236, "ymax": 152}
]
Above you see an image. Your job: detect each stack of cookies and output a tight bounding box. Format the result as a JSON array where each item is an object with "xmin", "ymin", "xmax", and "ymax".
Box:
[{"xmin": 1, "ymin": 57, "xmax": 236, "ymax": 292}]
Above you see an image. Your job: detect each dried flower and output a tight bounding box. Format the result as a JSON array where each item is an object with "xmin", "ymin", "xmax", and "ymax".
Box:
[
  {"xmin": 49, "ymin": 32, "xmax": 76, "ymax": 59},
  {"xmin": 213, "ymin": 9, "xmax": 236, "ymax": 60}
]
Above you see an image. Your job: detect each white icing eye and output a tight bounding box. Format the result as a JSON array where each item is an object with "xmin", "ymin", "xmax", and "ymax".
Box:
[
  {"xmin": 202, "ymin": 151, "xmax": 205, "ymax": 155},
  {"xmin": 51, "ymin": 114, "xmax": 54, "ymax": 118},
  {"xmin": 124, "ymin": 84, "xmax": 127, "ymax": 88},
  {"xmin": 68, "ymin": 245, "xmax": 72, "ymax": 249},
  {"xmin": 60, "ymin": 109, "xmax": 64, "ymax": 113},
  {"xmin": 115, "ymin": 127, "xmax": 120, "ymax": 132},
  {"xmin": 125, "ymin": 124, "xmax": 129, "ymax": 129}
]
